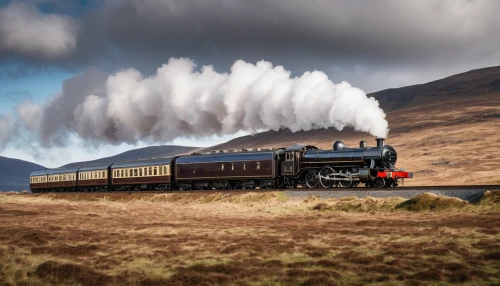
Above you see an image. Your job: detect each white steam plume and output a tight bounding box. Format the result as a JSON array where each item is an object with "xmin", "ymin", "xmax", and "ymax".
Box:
[{"xmin": 24, "ymin": 58, "xmax": 389, "ymax": 145}]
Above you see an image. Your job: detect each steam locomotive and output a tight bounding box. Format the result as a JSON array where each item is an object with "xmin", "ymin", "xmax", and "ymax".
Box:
[{"xmin": 29, "ymin": 138, "xmax": 412, "ymax": 192}]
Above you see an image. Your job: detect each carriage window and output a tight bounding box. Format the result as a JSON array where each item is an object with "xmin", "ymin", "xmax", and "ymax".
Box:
[
  {"xmin": 221, "ymin": 164, "xmax": 225, "ymax": 171},
  {"xmin": 154, "ymin": 167, "xmax": 157, "ymax": 176},
  {"xmin": 148, "ymin": 167, "xmax": 152, "ymax": 175},
  {"xmin": 120, "ymin": 170, "xmax": 123, "ymax": 177},
  {"xmin": 102, "ymin": 171, "xmax": 105, "ymax": 178},
  {"xmin": 134, "ymin": 169, "xmax": 138, "ymax": 176},
  {"xmin": 160, "ymin": 166, "xmax": 163, "ymax": 175},
  {"xmin": 257, "ymin": 162, "xmax": 261, "ymax": 170},
  {"xmin": 144, "ymin": 168, "xmax": 147, "ymax": 176},
  {"xmin": 164, "ymin": 166, "xmax": 167, "ymax": 175},
  {"xmin": 139, "ymin": 169, "xmax": 143, "ymax": 176}
]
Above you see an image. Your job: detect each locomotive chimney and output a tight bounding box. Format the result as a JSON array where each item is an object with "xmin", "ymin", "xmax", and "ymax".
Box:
[{"xmin": 376, "ymin": 138, "xmax": 385, "ymax": 147}]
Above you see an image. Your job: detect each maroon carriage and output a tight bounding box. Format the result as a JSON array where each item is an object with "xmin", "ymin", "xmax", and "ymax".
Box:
[{"xmin": 174, "ymin": 149, "xmax": 285, "ymax": 190}]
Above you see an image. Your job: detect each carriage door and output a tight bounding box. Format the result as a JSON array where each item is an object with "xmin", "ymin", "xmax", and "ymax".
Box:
[{"xmin": 281, "ymin": 151, "xmax": 296, "ymax": 176}]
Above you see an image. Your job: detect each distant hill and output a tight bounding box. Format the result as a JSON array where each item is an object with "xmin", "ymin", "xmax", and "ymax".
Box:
[
  {"xmin": 63, "ymin": 145, "xmax": 199, "ymax": 168},
  {"xmin": 370, "ymin": 66, "xmax": 500, "ymax": 112},
  {"xmin": 0, "ymin": 156, "xmax": 46, "ymax": 192}
]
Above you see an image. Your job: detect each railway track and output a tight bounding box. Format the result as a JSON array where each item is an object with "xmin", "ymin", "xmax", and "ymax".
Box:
[{"xmin": 27, "ymin": 185, "xmax": 500, "ymax": 201}]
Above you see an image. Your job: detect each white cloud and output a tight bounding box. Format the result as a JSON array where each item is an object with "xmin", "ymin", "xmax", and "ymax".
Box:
[{"xmin": 0, "ymin": 2, "xmax": 78, "ymax": 58}]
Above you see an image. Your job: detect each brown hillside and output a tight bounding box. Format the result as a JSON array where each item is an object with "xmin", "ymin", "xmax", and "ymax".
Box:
[{"xmin": 204, "ymin": 67, "xmax": 500, "ymax": 186}]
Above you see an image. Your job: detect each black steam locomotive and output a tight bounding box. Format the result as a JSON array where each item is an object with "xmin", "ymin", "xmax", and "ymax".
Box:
[{"xmin": 30, "ymin": 138, "xmax": 412, "ymax": 192}]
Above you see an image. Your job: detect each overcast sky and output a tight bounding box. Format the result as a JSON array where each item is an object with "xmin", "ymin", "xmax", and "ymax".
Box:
[{"xmin": 1, "ymin": 0, "xmax": 500, "ymax": 167}]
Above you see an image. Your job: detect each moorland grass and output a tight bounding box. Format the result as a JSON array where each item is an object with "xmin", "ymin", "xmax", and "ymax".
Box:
[{"xmin": 0, "ymin": 191, "xmax": 499, "ymax": 285}]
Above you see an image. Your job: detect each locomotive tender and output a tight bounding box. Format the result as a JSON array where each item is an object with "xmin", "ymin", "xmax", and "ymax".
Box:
[{"xmin": 30, "ymin": 138, "xmax": 412, "ymax": 192}]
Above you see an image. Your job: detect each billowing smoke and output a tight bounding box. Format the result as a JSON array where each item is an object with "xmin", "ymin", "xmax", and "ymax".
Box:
[{"xmin": 19, "ymin": 58, "xmax": 388, "ymax": 146}]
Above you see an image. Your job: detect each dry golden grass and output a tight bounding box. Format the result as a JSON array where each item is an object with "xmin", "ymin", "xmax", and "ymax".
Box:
[{"xmin": 1, "ymin": 191, "xmax": 500, "ymax": 285}]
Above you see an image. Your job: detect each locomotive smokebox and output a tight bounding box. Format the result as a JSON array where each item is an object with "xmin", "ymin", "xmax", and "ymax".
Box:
[{"xmin": 376, "ymin": 138, "xmax": 385, "ymax": 147}]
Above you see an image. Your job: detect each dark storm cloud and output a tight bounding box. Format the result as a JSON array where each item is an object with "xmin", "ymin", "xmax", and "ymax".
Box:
[
  {"xmin": 3, "ymin": 0, "xmax": 500, "ymax": 89},
  {"xmin": 63, "ymin": 0, "xmax": 500, "ymax": 81}
]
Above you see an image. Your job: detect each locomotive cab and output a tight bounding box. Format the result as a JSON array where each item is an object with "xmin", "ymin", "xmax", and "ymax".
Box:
[{"xmin": 281, "ymin": 149, "xmax": 299, "ymax": 176}]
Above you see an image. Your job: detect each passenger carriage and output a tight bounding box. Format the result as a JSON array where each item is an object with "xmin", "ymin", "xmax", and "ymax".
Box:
[
  {"xmin": 111, "ymin": 158, "xmax": 173, "ymax": 191},
  {"xmin": 47, "ymin": 167, "xmax": 78, "ymax": 192},
  {"xmin": 29, "ymin": 170, "xmax": 49, "ymax": 193},
  {"xmin": 78, "ymin": 163, "xmax": 113, "ymax": 192},
  {"xmin": 174, "ymin": 149, "xmax": 285, "ymax": 190}
]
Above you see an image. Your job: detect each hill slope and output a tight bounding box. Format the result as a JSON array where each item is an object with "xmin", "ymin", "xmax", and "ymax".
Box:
[
  {"xmin": 370, "ymin": 66, "xmax": 500, "ymax": 111},
  {"xmin": 0, "ymin": 157, "xmax": 46, "ymax": 192},
  {"xmin": 204, "ymin": 66, "xmax": 500, "ymax": 186},
  {"xmin": 63, "ymin": 145, "xmax": 199, "ymax": 168}
]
